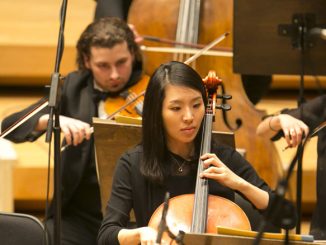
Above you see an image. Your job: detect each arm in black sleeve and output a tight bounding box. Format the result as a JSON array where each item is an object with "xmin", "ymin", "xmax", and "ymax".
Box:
[
  {"xmin": 219, "ymin": 146, "xmax": 297, "ymax": 229},
  {"xmin": 285, "ymin": 95, "xmax": 326, "ymax": 130},
  {"xmin": 272, "ymin": 95, "xmax": 326, "ymax": 141},
  {"xmin": 1, "ymin": 74, "xmax": 73, "ymax": 143},
  {"xmin": 98, "ymin": 152, "xmax": 134, "ymax": 245},
  {"xmin": 1, "ymin": 97, "xmax": 49, "ymax": 143}
]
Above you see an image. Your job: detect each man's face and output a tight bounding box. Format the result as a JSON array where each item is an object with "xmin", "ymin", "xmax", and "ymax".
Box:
[{"xmin": 84, "ymin": 41, "xmax": 134, "ymax": 92}]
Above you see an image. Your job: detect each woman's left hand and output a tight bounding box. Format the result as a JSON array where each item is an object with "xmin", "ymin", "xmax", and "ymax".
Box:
[{"xmin": 199, "ymin": 153, "xmax": 244, "ymax": 191}]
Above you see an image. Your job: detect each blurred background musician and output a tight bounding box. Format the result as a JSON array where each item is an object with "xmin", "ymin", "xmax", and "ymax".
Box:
[
  {"xmin": 1, "ymin": 17, "xmax": 144, "ymax": 245},
  {"xmin": 257, "ymin": 95, "xmax": 326, "ymax": 240}
]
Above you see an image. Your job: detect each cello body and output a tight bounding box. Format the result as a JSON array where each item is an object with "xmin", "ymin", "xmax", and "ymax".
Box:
[
  {"xmin": 128, "ymin": 0, "xmax": 281, "ymax": 187},
  {"xmin": 148, "ymin": 194, "xmax": 251, "ymax": 243}
]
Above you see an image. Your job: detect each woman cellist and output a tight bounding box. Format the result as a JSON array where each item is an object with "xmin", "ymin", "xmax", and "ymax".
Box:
[{"xmin": 97, "ymin": 61, "xmax": 296, "ymax": 245}]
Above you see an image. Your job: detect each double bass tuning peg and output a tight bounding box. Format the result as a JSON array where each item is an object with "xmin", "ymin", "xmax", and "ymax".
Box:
[
  {"xmin": 216, "ymin": 94, "xmax": 232, "ymax": 100},
  {"xmin": 216, "ymin": 104, "xmax": 231, "ymax": 111}
]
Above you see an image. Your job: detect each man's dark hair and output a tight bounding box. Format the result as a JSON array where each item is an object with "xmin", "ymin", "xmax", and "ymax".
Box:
[{"xmin": 76, "ymin": 17, "xmax": 142, "ymax": 70}]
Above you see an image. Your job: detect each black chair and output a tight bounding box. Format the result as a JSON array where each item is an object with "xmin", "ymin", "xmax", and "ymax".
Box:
[{"xmin": 0, "ymin": 212, "xmax": 48, "ymax": 245}]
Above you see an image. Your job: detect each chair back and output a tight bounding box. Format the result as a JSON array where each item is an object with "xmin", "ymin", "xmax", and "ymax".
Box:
[{"xmin": 0, "ymin": 212, "xmax": 47, "ymax": 245}]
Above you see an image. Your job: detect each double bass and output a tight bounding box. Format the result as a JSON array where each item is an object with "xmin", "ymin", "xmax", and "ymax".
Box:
[{"xmin": 128, "ymin": 0, "xmax": 281, "ymax": 187}]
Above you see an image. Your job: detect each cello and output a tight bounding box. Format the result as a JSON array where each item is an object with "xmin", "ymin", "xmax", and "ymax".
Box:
[
  {"xmin": 147, "ymin": 71, "xmax": 251, "ymax": 244},
  {"xmin": 128, "ymin": 0, "xmax": 281, "ymax": 187}
]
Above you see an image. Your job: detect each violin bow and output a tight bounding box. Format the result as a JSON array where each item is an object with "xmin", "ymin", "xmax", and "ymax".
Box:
[
  {"xmin": 183, "ymin": 32, "xmax": 229, "ymax": 65},
  {"xmin": 143, "ymin": 35, "xmax": 231, "ymax": 51},
  {"xmin": 140, "ymin": 33, "xmax": 232, "ymax": 59},
  {"xmin": 0, "ymin": 99, "xmax": 49, "ymax": 139}
]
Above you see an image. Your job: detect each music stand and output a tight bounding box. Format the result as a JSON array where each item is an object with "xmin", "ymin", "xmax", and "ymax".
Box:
[
  {"xmin": 233, "ymin": 0, "xmax": 326, "ymax": 76},
  {"xmin": 182, "ymin": 233, "xmax": 317, "ymax": 245},
  {"xmin": 233, "ymin": 0, "xmax": 326, "ymax": 235}
]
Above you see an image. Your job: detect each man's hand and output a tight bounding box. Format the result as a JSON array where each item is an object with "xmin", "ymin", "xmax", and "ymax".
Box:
[
  {"xmin": 128, "ymin": 24, "xmax": 144, "ymax": 43},
  {"xmin": 37, "ymin": 114, "xmax": 92, "ymax": 146}
]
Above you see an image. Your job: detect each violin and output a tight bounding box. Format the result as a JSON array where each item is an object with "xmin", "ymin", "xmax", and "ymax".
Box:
[
  {"xmin": 104, "ymin": 74, "xmax": 149, "ymax": 118},
  {"xmin": 148, "ymin": 71, "xmax": 251, "ymax": 244}
]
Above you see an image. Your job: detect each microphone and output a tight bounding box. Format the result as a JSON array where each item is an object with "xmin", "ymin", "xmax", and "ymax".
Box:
[
  {"xmin": 309, "ymin": 27, "xmax": 326, "ymax": 40},
  {"xmin": 156, "ymin": 192, "xmax": 170, "ymax": 244}
]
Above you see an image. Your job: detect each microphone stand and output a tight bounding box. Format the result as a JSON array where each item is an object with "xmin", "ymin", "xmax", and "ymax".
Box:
[
  {"xmin": 45, "ymin": 1, "xmax": 68, "ymax": 244},
  {"xmin": 253, "ymin": 139, "xmax": 307, "ymax": 245},
  {"xmin": 295, "ymin": 16, "xmax": 309, "ymax": 233}
]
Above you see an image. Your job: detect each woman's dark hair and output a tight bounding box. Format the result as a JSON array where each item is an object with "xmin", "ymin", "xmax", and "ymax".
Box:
[
  {"xmin": 141, "ymin": 61, "xmax": 208, "ymax": 183},
  {"xmin": 76, "ymin": 17, "xmax": 142, "ymax": 70}
]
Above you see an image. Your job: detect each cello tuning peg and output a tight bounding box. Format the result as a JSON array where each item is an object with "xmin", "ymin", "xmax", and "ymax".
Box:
[{"xmin": 216, "ymin": 104, "xmax": 232, "ymax": 111}]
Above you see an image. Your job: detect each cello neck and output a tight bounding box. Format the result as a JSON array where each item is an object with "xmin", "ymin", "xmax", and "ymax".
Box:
[
  {"xmin": 191, "ymin": 71, "xmax": 221, "ymax": 233},
  {"xmin": 191, "ymin": 92, "xmax": 215, "ymax": 233},
  {"xmin": 191, "ymin": 116, "xmax": 213, "ymax": 233}
]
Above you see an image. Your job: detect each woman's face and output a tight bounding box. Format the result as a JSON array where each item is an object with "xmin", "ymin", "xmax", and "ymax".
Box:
[{"xmin": 162, "ymin": 84, "xmax": 205, "ymax": 151}]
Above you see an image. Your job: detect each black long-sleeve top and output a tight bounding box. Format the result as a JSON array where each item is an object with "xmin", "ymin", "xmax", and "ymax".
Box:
[{"xmin": 98, "ymin": 143, "xmax": 295, "ymax": 245}]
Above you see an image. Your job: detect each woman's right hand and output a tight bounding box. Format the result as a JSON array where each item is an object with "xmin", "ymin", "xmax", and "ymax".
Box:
[
  {"xmin": 118, "ymin": 226, "xmax": 159, "ymax": 245},
  {"xmin": 138, "ymin": 227, "xmax": 159, "ymax": 245},
  {"xmin": 36, "ymin": 114, "xmax": 92, "ymax": 146}
]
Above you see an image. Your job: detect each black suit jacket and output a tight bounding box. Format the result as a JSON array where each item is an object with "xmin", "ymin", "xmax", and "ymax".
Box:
[{"xmin": 1, "ymin": 70, "xmax": 97, "ymax": 216}]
